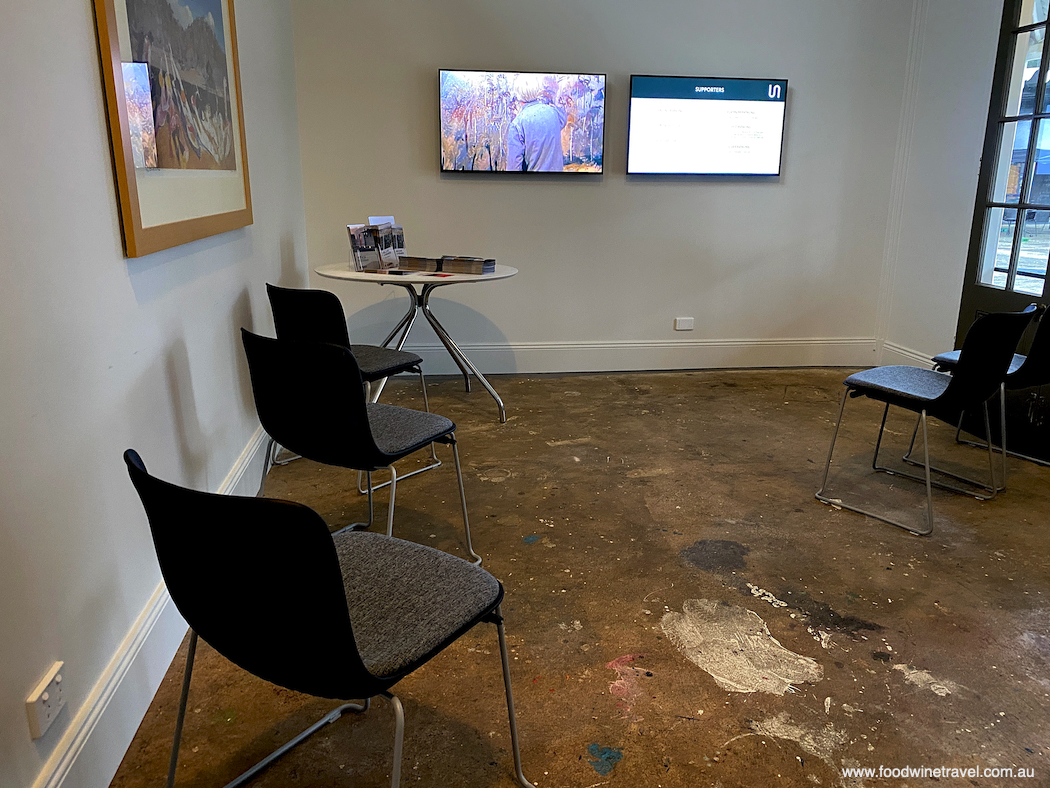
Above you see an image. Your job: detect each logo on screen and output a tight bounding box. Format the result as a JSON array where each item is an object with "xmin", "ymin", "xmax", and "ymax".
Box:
[{"xmin": 768, "ymin": 84, "xmax": 782, "ymax": 99}]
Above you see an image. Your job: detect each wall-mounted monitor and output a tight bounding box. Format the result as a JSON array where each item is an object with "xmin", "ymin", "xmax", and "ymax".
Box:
[
  {"xmin": 440, "ymin": 70, "xmax": 606, "ymax": 173},
  {"xmin": 627, "ymin": 75, "xmax": 788, "ymax": 176}
]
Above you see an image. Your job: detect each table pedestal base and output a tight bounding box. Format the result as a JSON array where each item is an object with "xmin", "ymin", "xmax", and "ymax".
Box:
[{"xmin": 375, "ymin": 282, "xmax": 507, "ymax": 423}]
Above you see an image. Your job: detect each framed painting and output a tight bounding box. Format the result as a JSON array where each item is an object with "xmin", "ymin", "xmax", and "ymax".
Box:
[{"xmin": 93, "ymin": 0, "xmax": 252, "ymax": 257}]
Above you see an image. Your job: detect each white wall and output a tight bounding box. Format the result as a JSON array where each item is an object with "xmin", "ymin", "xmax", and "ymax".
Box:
[
  {"xmin": 879, "ymin": 0, "xmax": 1002, "ymax": 364},
  {"xmin": 292, "ymin": 0, "xmax": 929, "ymax": 374},
  {"xmin": 0, "ymin": 2, "xmax": 308, "ymax": 787}
]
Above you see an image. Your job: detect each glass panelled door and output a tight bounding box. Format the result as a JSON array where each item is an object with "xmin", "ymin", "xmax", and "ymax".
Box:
[
  {"xmin": 958, "ymin": 0, "xmax": 1050, "ymax": 462},
  {"xmin": 961, "ymin": 0, "xmax": 1049, "ymax": 338}
]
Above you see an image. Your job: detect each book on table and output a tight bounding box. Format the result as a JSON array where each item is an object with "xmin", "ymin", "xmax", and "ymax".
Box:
[
  {"xmin": 439, "ymin": 256, "xmax": 496, "ymax": 274},
  {"xmin": 396, "ymin": 256, "xmax": 441, "ymax": 272}
]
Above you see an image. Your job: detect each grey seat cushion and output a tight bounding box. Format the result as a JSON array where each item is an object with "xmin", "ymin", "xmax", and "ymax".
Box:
[
  {"xmin": 932, "ymin": 349, "xmax": 1026, "ymax": 376},
  {"xmin": 350, "ymin": 344, "xmax": 423, "ymax": 381},
  {"xmin": 845, "ymin": 365, "xmax": 951, "ymax": 404},
  {"xmin": 366, "ymin": 402, "xmax": 454, "ymax": 456},
  {"xmin": 333, "ymin": 530, "xmax": 502, "ymax": 678}
]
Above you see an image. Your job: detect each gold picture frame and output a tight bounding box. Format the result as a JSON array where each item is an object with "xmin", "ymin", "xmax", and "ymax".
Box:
[{"xmin": 93, "ymin": 0, "xmax": 252, "ymax": 258}]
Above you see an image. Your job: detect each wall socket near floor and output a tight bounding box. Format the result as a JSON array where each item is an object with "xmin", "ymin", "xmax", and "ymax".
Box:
[
  {"xmin": 26, "ymin": 661, "xmax": 65, "ymax": 739},
  {"xmin": 674, "ymin": 317, "xmax": 694, "ymax": 331}
]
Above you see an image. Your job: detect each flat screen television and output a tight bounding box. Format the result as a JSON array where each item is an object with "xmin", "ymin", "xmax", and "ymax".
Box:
[
  {"xmin": 627, "ymin": 75, "xmax": 788, "ymax": 176},
  {"xmin": 439, "ymin": 70, "xmax": 606, "ymax": 173}
]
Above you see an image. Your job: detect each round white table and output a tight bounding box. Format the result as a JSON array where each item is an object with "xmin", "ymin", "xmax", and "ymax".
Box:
[{"xmin": 314, "ymin": 263, "xmax": 518, "ymax": 422}]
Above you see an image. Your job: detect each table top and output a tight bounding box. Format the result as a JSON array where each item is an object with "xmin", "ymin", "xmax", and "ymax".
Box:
[{"xmin": 315, "ymin": 263, "xmax": 518, "ymax": 286}]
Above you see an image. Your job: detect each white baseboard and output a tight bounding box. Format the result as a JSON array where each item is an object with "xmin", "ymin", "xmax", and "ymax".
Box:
[
  {"xmin": 404, "ymin": 337, "xmax": 879, "ymax": 375},
  {"xmin": 35, "ymin": 427, "xmax": 269, "ymax": 788},
  {"xmin": 217, "ymin": 425, "xmax": 269, "ymax": 497},
  {"xmin": 878, "ymin": 340, "xmax": 934, "ymax": 368}
]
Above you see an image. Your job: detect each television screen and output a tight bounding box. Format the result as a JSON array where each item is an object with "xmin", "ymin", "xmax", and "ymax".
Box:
[
  {"xmin": 627, "ymin": 75, "xmax": 788, "ymax": 175},
  {"xmin": 440, "ymin": 70, "xmax": 606, "ymax": 173}
]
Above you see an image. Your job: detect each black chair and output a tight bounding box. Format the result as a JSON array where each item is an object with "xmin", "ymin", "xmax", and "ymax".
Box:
[
  {"xmin": 267, "ymin": 283, "xmax": 428, "ymax": 405},
  {"xmin": 242, "ymin": 329, "xmax": 481, "ymax": 563},
  {"xmin": 265, "ymin": 283, "xmax": 439, "ymax": 485},
  {"xmin": 815, "ymin": 305, "xmax": 1036, "ymax": 535},
  {"xmin": 124, "ymin": 450, "xmax": 533, "ymax": 788},
  {"xmin": 931, "ymin": 305, "xmax": 1050, "ymax": 469}
]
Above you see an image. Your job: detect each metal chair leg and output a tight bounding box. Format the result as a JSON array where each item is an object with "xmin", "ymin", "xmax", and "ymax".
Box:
[
  {"xmin": 999, "ymin": 383, "xmax": 1008, "ymax": 486},
  {"xmin": 815, "ymin": 390, "xmax": 933, "ymax": 536},
  {"xmin": 357, "ymin": 455, "xmax": 442, "ymax": 495},
  {"xmin": 382, "ymin": 692, "xmax": 405, "ymax": 788},
  {"xmin": 954, "ymin": 383, "xmax": 1050, "ymax": 467},
  {"xmin": 417, "ymin": 366, "xmax": 439, "ymax": 463},
  {"xmin": 167, "ymin": 630, "xmax": 369, "ymax": 788},
  {"xmin": 386, "ymin": 464, "xmax": 397, "ymax": 537},
  {"xmin": 334, "ymin": 470, "xmax": 375, "ymax": 535},
  {"xmin": 450, "ymin": 433, "xmax": 482, "ymax": 565},
  {"xmin": 898, "ymin": 400, "xmax": 1002, "ymax": 498},
  {"xmin": 494, "ymin": 607, "xmax": 536, "ymax": 788},
  {"xmin": 166, "ymin": 631, "xmax": 198, "ymax": 788},
  {"xmin": 257, "ymin": 438, "xmax": 277, "ymax": 498},
  {"xmin": 920, "ymin": 409, "xmax": 934, "ymax": 531},
  {"xmin": 816, "ymin": 388, "xmax": 849, "ymax": 498}
]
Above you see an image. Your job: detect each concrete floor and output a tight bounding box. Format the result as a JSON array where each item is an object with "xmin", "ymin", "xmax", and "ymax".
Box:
[{"xmin": 109, "ymin": 369, "xmax": 1050, "ymax": 788}]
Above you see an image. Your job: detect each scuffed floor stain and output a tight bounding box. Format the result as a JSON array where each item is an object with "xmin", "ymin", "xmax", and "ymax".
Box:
[
  {"xmin": 476, "ymin": 467, "xmax": 513, "ymax": 482},
  {"xmin": 587, "ymin": 743, "xmax": 623, "ymax": 775},
  {"xmin": 662, "ymin": 599, "xmax": 823, "ymax": 694},
  {"xmin": 750, "ymin": 712, "xmax": 848, "ymax": 775},
  {"xmin": 893, "ymin": 664, "xmax": 959, "ymax": 696},
  {"xmin": 681, "ymin": 539, "xmax": 750, "ymax": 573},
  {"xmin": 606, "ymin": 654, "xmax": 650, "ymax": 714},
  {"xmin": 747, "ymin": 583, "xmax": 788, "ymax": 608}
]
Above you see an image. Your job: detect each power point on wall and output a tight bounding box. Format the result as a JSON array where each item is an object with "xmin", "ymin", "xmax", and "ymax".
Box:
[
  {"xmin": 26, "ymin": 661, "xmax": 66, "ymax": 739},
  {"xmin": 674, "ymin": 317, "xmax": 694, "ymax": 331}
]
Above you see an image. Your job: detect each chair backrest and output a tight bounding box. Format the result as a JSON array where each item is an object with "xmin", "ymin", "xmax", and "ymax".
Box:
[
  {"xmin": 1009, "ymin": 306, "xmax": 1050, "ymax": 389},
  {"xmin": 936, "ymin": 305, "xmax": 1037, "ymax": 414},
  {"xmin": 241, "ymin": 329, "xmax": 389, "ymax": 471},
  {"xmin": 123, "ymin": 450, "xmax": 376, "ymax": 699},
  {"xmin": 267, "ymin": 283, "xmax": 352, "ymax": 347}
]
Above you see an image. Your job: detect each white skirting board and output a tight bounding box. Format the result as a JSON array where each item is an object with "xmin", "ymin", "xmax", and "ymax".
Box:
[
  {"xmin": 878, "ymin": 340, "xmax": 935, "ymax": 368},
  {"xmin": 33, "ymin": 427, "xmax": 269, "ymax": 788},
  {"xmin": 403, "ymin": 337, "xmax": 881, "ymax": 375}
]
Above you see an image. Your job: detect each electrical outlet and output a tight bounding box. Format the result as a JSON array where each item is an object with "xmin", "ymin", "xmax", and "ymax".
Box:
[
  {"xmin": 26, "ymin": 661, "xmax": 65, "ymax": 739},
  {"xmin": 674, "ymin": 317, "xmax": 694, "ymax": 331}
]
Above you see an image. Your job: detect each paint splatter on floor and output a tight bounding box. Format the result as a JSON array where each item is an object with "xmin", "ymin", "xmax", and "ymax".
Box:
[
  {"xmin": 662, "ymin": 599, "xmax": 823, "ymax": 694},
  {"xmin": 606, "ymin": 654, "xmax": 650, "ymax": 715},
  {"xmin": 750, "ymin": 712, "xmax": 847, "ymax": 774},
  {"xmin": 747, "ymin": 583, "xmax": 789, "ymax": 608},
  {"xmin": 893, "ymin": 663, "xmax": 959, "ymax": 696},
  {"xmin": 587, "ymin": 744, "xmax": 623, "ymax": 775},
  {"xmin": 522, "ymin": 534, "xmax": 541, "ymax": 544}
]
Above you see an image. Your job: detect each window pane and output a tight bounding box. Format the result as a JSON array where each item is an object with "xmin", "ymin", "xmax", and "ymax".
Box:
[
  {"xmin": 1020, "ymin": 0, "xmax": 1049, "ymax": 27},
  {"xmin": 978, "ymin": 207, "xmax": 1015, "ymax": 288},
  {"xmin": 1007, "ymin": 30, "xmax": 1043, "ymax": 115},
  {"xmin": 1015, "ymin": 274, "xmax": 1046, "ymax": 294},
  {"xmin": 1014, "ymin": 210, "xmax": 1049, "ymax": 295},
  {"xmin": 1030, "ymin": 118, "xmax": 1050, "ymax": 201},
  {"xmin": 991, "ymin": 121, "xmax": 1031, "ymax": 202}
]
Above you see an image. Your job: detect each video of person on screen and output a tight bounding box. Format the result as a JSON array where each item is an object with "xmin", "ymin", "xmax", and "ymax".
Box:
[{"xmin": 440, "ymin": 71, "xmax": 605, "ymax": 173}]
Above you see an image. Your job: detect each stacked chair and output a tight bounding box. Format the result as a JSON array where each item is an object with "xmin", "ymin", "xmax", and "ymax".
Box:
[
  {"xmin": 241, "ymin": 328, "xmax": 481, "ymax": 564},
  {"xmin": 816, "ymin": 305, "xmax": 1036, "ymax": 535},
  {"xmin": 931, "ymin": 305, "xmax": 1050, "ymax": 471},
  {"xmin": 124, "ymin": 450, "xmax": 533, "ymax": 788},
  {"xmin": 264, "ymin": 283, "xmax": 440, "ymax": 486}
]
